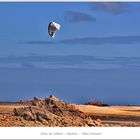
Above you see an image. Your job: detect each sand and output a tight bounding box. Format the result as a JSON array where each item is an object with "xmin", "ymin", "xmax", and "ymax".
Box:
[
  {"xmin": 0, "ymin": 100, "xmax": 140, "ymax": 127},
  {"xmin": 75, "ymin": 105, "xmax": 140, "ymax": 126}
]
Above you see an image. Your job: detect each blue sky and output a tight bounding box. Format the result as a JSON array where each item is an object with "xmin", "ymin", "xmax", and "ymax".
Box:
[
  {"xmin": 0, "ymin": 2, "xmax": 140, "ymax": 105},
  {"xmin": 0, "ymin": 2, "xmax": 140, "ymax": 56}
]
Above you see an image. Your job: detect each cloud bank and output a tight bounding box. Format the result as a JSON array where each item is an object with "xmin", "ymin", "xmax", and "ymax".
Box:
[
  {"xmin": 91, "ymin": 2, "xmax": 129, "ymax": 14},
  {"xmin": 20, "ymin": 41, "xmax": 56, "ymax": 45},
  {"xmin": 0, "ymin": 55, "xmax": 140, "ymax": 70},
  {"xmin": 64, "ymin": 11, "xmax": 96, "ymax": 23},
  {"xmin": 20, "ymin": 35, "xmax": 140, "ymax": 46},
  {"xmin": 60, "ymin": 35, "xmax": 140, "ymax": 45}
]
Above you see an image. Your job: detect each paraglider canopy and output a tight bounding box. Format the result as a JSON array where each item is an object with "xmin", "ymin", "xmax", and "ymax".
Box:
[{"xmin": 48, "ymin": 21, "xmax": 60, "ymax": 38}]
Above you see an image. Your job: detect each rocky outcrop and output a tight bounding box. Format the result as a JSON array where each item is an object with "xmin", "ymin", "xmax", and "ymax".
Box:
[
  {"xmin": 13, "ymin": 95, "xmax": 102, "ymax": 127},
  {"xmin": 85, "ymin": 100, "xmax": 109, "ymax": 106}
]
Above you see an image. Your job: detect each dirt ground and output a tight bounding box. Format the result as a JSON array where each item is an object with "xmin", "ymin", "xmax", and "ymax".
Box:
[
  {"xmin": 75, "ymin": 105, "xmax": 140, "ymax": 126},
  {"xmin": 0, "ymin": 102, "xmax": 140, "ymax": 127}
]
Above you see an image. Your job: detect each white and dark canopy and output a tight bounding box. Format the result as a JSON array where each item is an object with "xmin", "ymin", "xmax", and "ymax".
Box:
[{"xmin": 48, "ymin": 21, "xmax": 60, "ymax": 38}]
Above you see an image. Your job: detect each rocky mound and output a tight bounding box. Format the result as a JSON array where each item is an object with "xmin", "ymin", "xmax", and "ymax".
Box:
[
  {"xmin": 13, "ymin": 95, "xmax": 102, "ymax": 127},
  {"xmin": 85, "ymin": 100, "xmax": 109, "ymax": 106}
]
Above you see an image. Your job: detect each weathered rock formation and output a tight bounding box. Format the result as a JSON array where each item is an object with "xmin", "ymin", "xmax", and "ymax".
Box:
[
  {"xmin": 13, "ymin": 95, "xmax": 102, "ymax": 127},
  {"xmin": 85, "ymin": 100, "xmax": 109, "ymax": 106}
]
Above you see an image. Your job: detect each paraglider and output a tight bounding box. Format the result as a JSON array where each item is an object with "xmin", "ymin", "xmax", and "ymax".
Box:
[{"xmin": 48, "ymin": 21, "xmax": 61, "ymax": 38}]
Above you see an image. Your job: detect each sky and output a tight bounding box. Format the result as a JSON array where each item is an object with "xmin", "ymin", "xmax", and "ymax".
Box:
[{"xmin": 0, "ymin": 2, "xmax": 140, "ymax": 105}]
